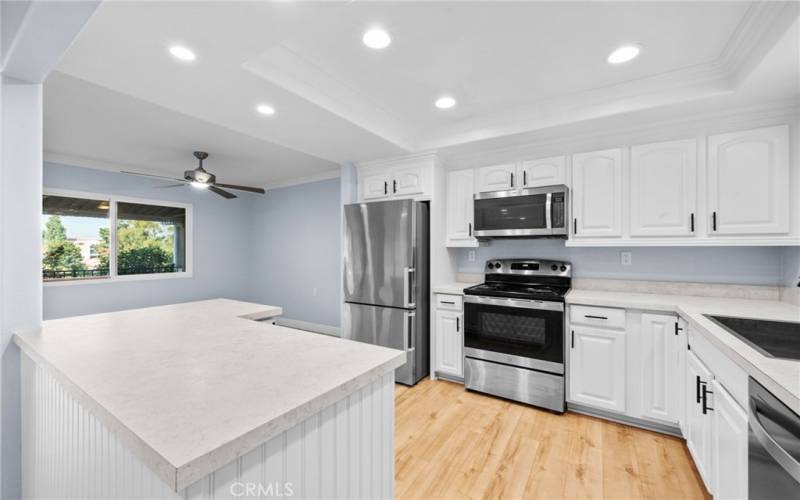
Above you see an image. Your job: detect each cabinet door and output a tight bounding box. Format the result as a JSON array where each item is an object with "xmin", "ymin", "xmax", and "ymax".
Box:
[
  {"xmin": 707, "ymin": 125, "xmax": 790, "ymax": 235},
  {"xmin": 446, "ymin": 169, "xmax": 475, "ymax": 242},
  {"xmin": 520, "ymin": 156, "xmax": 566, "ymax": 188},
  {"xmin": 685, "ymin": 350, "xmax": 714, "ymax": 489},
  {"xmin": 435, "ymin": 310, "xmax": 463, "ymax": 378},
  {"xmin": 640, "ymin": 313, "xmax": 678, "ymax": 423},
  {"xmin": 630, "ymin": 139, "xmax": 697, "ymax": 237},
  {"xmin": 362, "ymin": 173, "xmax": 390, "ymax": 200},
  {"xmin": 711, "ymin": 380, "xmax": 748, "ymax": 500},
  {"xmin": 569, "ymin": 326, "xmax": 626, "ymax": 412},
  {"xmin": 676, "ymin": 318, "xmax": 689, "ymax": 437},
  {"xmin": 477, "ymin": 163, "xmax": 517, "ymax": 192},
  {"xmin": 571, "ymin": 149, "xmax": 623, "ymax": 238},
  {"xmin": 392, "ymin": 166, "xmax": 426, "ymax": 197}
]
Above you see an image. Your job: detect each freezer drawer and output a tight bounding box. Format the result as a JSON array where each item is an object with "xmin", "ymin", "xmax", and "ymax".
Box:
[
  {"xmin": 342, "ymin": 302, "xmax": 416, "ymax": 385},
  {"xmin": 464, "ymin": 357, "xmax": 565, "ymax": 412}
]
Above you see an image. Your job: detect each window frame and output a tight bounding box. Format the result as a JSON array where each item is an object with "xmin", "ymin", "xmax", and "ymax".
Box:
[{"xmin": 42, "ymin": 188, "xmax": 193, "ymax": 287}]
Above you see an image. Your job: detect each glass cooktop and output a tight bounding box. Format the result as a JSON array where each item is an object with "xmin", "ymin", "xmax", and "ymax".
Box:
[{"xmin": 705, "ymin": 315, "xmax": 800, "ymax": 361}]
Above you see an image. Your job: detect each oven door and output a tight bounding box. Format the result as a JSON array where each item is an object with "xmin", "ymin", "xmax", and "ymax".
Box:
[
  {"xmin": 473, "ymin": 187, "xmax": 567, "ymax": 237},
  {"xmin": 463, "ymin": 295, "xmax": 564, "ymax": 374}
]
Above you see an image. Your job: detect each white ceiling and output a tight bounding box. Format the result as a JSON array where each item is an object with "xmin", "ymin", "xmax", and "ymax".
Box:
[{"xmin": 46, "ymin": 1, "xmax": 799, "ymax": 186}]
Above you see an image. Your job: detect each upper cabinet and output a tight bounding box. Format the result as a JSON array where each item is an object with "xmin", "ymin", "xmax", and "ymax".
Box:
[
  {"xmin": 630, "ymin": 139, "xmax": 697, "ymax": 237},
  {"xmin": 476, "ymin": 157, "xmax": 567, "ymax": 193},
  {"xmin": 571, "ymin": 148, "xmax": 623, "ymax": 238},
  {"xmin": 357, "ymin": 153, "xmax": 436, "ymax": 202},
  {"xmin": 707, "ymin": 125, "xmax": 790, "ymax": 236},
  {"xmin": 446, "ymin": 169, "xmax": 477, "ymax": 246},
  {"xmin": 477, "ymin": 163, "xmax": 516, "ymax": 192},
  {"xmin": 520, "ymin": 156, "xmax": 566, "ymax": 188}
]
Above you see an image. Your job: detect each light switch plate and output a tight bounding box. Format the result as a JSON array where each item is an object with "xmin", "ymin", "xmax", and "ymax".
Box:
[
  {"xmin": 468, "ymin": 250, "xmax": 476, "ymax": 262},
  {"xmin": 620, "ymin": 251, "xmax": 632, "ymax": 266}
]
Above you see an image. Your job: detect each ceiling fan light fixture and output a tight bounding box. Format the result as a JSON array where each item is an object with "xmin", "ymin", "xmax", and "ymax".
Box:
[{"xmin": 191, "ymin": 181, "xmax": 209, "ymax": 190}]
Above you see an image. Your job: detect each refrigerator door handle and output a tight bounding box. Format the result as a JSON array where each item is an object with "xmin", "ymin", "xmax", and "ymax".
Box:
[
  {"xmin": 405, "ymin": 311, "xmax": 416, "ymax": 352},
  {"xmin": 404, "ymin": 267, "xmax": 416, "ymax": 308}
]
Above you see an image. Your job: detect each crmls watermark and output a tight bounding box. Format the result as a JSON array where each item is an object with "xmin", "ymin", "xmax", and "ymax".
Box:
[{"xmin": 230, "ymin": 481, "xmax": 294, "ymax": 498}]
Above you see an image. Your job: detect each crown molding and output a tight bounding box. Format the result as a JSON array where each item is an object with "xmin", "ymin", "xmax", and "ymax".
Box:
[
  {"xmin": 264, "ymin": 169, "xmax": 341, "ymax": 191},
  {"xmin": 354, "ymin": 150, "xmax": 440, "ymax": 170}
]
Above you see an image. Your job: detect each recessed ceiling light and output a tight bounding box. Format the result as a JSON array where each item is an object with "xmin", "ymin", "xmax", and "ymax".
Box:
[
  {"xmin": 362, "ymin": 28, "xmax": 391, "ymax": 49},
  {"xmin": 607, "ymin": 45, "xmax": 641, "ymax": 64},
  {"xmin": 168, "ymin": 45, "xmax": 196, "ymax": 62},
  {"xmin": 435, "ymin": 96, "xmax": 456, "ymax": 109},
  {"xmin": 256, "ymin": 104, "xmax": 276, "ymax": 116}
]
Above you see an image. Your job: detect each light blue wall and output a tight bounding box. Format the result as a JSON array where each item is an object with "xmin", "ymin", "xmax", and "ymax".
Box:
[
  {"xmin": 452, "ymin": 240, "xmax": 788, "ymax": 286},
  {"xmin": 781, "ymin": 246, "xmax": 800, "ymax": 287},
  {"xmin": 43, "ymin": 162, "xmax": 255, "ymax": 319},
  {"xmin": 247, "ymin": 177, "xmax": 341, "ymax": 327}
]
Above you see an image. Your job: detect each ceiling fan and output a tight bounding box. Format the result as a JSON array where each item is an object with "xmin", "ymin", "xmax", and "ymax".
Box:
[{"xmin": 121, "ymin": 151, "xmax": 266, "ymax": 199}]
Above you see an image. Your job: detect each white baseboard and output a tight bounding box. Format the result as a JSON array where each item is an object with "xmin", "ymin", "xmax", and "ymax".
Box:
[{"xmin": 272, "ymin": 317, "xmax": 341, "ymax": 337}]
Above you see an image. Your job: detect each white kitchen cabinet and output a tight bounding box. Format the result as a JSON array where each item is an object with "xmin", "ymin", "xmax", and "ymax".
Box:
[
  {"xmin": 707, "ymin": 125, "xmax": 790, "ymax": 235},
  {"xmin": 571, "ymin": 148, "xmax": 623, "ymax": 238},
  {"xmin": 361, "ymin": 173, "xmax": 391, "ymax": 200},
  {"xmin": 639, "ymin": 313, "xmax": 680, "ymax": 424},
  {"xmin": 477, "ymin": 163, "xmax": 517, "ymax": 192},
  {"xmin": 685, "ymin": 350, "xmax": 714, "ymax": 489},
  {"xmin": 446, "ymin": 169, "xmax": 476, "ymax": 245},
  {"xmin": 435, "ymin": 309, "xmax": 463, "ymax": 379},
  {"xmin": 630, "ymin": 139, "xmax": 697, "ymax": 237},
  {"xmin": 519, "ymin": 156, "xmax": 566, "ymax": 188},
  {"xmin": 569, "ymin": 325, "xmax": 626, "ymax": 412},
  {"xmin": 356, "ymin": 153, "xmax": 436, "ymax": 202},
  {"xmin": 676, "ymin": 317, "xmax": 689, "ymax": 437},
  {"xmin": 391, "ymin": 165, "xmax": 426, "ymax": 197},
  {"xmin": 711, "ymin": 379, "xmax": 748, "ymax": 500}
]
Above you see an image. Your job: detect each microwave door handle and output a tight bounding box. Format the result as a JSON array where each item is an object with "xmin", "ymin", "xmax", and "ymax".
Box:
[
  {"xmin": 545, "ymin": 192, "xmax": 552, "ymax": 230},
  {"xmin": 750, "ymin": 402, "xmax": 800, "ymax": 482}
]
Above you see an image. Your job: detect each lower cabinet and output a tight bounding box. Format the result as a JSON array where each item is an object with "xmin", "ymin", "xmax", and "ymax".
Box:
[
  {"xmin": 685, "ymin": 350, "xmax": 714, "ymax": 487},
  {"xmin": 433, "ymin": 300, "xmax": 463, "ymax": 379},
  {"xmin": 639, "ymin": 313, "xmax": 680, "ymax": 424},
  {"xmin": 712, "ymin": 379, "xmax": 748, "ymax": 500},
  {"xmin": 568, "ymin": 326, "xmax": 626, "ymax": 412}
]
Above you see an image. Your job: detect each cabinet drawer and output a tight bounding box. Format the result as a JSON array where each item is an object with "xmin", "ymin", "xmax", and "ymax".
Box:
[
  {"xmin": 435, "ymin": 294, "xmax": 463, "ymax": 311},
  {"xmin": 570, "ymin": 305, "xmax": 626, "ymax": 329}
]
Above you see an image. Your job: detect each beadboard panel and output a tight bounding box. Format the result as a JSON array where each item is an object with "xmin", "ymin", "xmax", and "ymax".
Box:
[{"xmin": 21, "ymin": 353, "xmax": 395, "ymax": 499}]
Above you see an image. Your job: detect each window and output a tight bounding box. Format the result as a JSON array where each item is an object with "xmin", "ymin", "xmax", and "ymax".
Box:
[{"xmin": 42, "ymin": 191, "xmax": 192, "ymax": 284}]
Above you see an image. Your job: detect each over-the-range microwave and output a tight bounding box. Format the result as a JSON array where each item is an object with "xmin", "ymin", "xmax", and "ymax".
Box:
[{"xmin": 473, "ymin": 185, "xmax": 568, "ymax": 238}]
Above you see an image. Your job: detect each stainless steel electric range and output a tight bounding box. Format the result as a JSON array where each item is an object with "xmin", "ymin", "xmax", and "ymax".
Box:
[{"xmin": 463, "ymin": 259, "xmax": 570, "ymax": 413}]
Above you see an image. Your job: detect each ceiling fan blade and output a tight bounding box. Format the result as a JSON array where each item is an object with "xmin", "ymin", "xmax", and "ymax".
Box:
[
  {"xmin": 156, "ymin": 183, "xmax": 187, "ymax": 189},
  {"xmin": 208, "ymin": 185, "xmax": 237, "ymax": 199},
  {"xmin": 215, "ymin": 183, "xmax": 266, "ymax": 194},
  {"xmin": 121, "ymin": 171, "xmax": 186, "ymax": 182}
]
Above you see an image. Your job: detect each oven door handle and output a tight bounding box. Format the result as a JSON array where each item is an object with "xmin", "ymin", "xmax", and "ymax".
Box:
[
  {"xmin": 463, "ymin": 294, "xmax": 564, "ymax": 312},
  {"xmin": 749, "ymin": 401, "xmax": 800, "ymax": 482},
  {"xmin": 545, "ymin": 192, "xmax": 552, "ymax": 230}
]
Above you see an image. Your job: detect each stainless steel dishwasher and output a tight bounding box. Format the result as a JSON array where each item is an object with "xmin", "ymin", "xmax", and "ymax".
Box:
[{"xmin": 748, "ymin": 378, "xmax": 800, "ymax": 499}]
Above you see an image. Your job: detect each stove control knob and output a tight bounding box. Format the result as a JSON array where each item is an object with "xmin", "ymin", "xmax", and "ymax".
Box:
[
  {"xmin": 560, "ymin": 265, "xmax": 567, "ymax": 271},
  {"xmin": 493, "ymin": 262, "xmax": 501, "ymax": 269},
  {"xmin": 551, "ymin": 264, "xmax": 558, "ymax": 271}
]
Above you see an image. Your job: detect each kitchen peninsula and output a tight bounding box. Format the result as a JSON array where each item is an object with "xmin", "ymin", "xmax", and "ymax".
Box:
[{"xmin": 14, "ymin": 299, "xmax": 405, "ymax": 499}]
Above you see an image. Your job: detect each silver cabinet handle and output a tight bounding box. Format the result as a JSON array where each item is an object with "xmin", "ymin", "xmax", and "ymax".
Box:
[
  {"xmin": 403, "ymin": 267, "xmax": 416, "ymax": 308},
  {"xmin": 750, "ymin": 402, "xmax": 800, "ymax": 482}
]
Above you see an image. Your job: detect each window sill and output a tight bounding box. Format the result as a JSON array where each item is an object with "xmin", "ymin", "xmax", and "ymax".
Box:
[{"xmin": 43, "ymin": 272, "xmax": 193, "ymax": 287}]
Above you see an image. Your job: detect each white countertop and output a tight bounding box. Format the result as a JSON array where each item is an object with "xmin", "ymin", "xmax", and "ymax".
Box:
[
  {"xmin": 432, "ymin": 282, "xmax": 477, "ymax": 295},
  {"xmin": 566, "ymin": 289, "xmax": 800, "ymax": 413},
  {"xmin": 13, "ymin": 299, "xmax": 405, "ymax": 491}
]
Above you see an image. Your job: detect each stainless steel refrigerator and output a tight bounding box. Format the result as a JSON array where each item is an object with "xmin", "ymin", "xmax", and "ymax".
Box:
[{"xmin": 343, "ymin": 199, "xmax": 429, "ymax": 386}]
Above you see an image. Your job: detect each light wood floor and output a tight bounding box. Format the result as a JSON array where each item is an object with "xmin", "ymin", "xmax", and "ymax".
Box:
[{"xmin": 395, "ymin": 378, "xmax": 710, "ymax": 500}]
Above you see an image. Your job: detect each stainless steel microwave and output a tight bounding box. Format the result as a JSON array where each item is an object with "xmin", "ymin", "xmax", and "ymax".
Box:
[{"xmin": 473, "ymin": 185, "xmax": 568, "ymax": 238}]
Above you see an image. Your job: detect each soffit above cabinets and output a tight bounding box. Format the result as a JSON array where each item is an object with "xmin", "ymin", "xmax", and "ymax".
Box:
[{"xmin": 48, "ymin": 1, "xmax": 799, "ymax": 185}]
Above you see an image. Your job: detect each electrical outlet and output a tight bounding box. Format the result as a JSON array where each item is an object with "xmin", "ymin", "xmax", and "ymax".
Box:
[
  {"xmin": 312, "ymin": 287, "xmax": 318, "ymax": 297},
  {"xmin": 468, "ymin": 250, "xmax": 476, "ymax": 262},
  {"xmin": 620, "ymin": 251, "xmax": 633, "ymax": 266}
]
